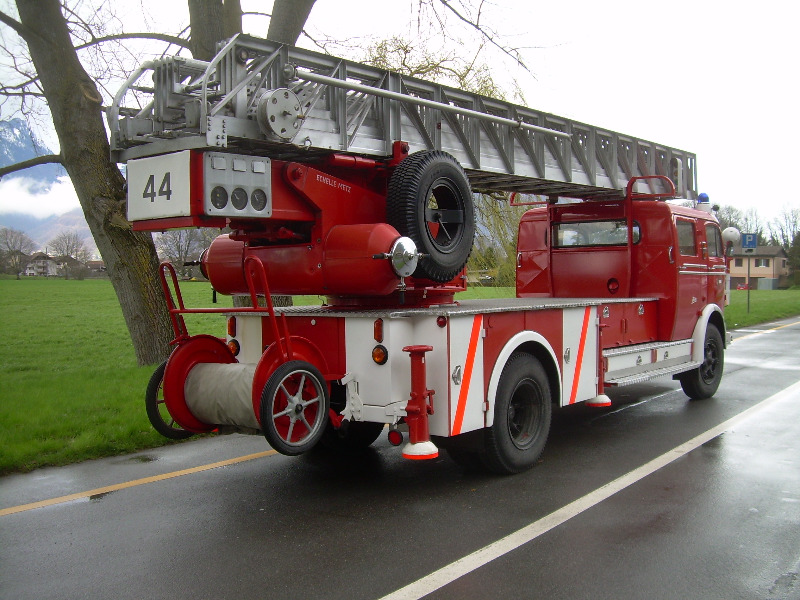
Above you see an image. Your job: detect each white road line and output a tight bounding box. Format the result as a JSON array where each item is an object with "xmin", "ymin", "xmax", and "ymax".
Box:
[{"xmin": 378, "ymin": 379, "xmax": 800, "ymax": 600}]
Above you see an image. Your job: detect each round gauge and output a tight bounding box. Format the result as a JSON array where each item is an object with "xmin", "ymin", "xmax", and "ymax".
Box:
[
  {"xmin": 231, "ymin": 187, "xmax": 248, "ymax": 210},
  {"xmin": 210, "ymin": 186, "xmax": 228, "ymax": 210},
  {"xmin": 251, "ymin": 188, "xmax": 268, "ymax": 211}
]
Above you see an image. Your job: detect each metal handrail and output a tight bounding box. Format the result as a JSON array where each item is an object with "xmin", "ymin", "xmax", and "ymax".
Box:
[{"xmin": 157, "ymin": 259, "xmax": 293, "ymax": 360}]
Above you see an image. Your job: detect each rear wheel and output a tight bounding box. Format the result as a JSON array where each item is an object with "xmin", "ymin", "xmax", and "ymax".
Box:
[
  {"xmin": 260, "ymin": 361, "xmax": 330, "ymax": 456},
  {"xmin": 680, "ymin": 325, "xmax": 724, "ymax": 399},
  {"xmin": 145, "ymin": 361, "xmax": 194, "ymax": 440},
  {"xmin": 482, "ymin": 353, "xmax": 552, "ymax": 474}
]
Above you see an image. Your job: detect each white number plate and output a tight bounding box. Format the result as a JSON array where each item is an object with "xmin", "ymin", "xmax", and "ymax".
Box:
[{"xmin": 126, "ymin": 151, "xmax": 191, "ymax": 221}]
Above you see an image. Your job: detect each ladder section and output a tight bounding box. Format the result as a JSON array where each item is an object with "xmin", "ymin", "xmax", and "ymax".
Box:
[{"xmin": 108, "ymin": 34, "xmax": 697, "ymax": 200}]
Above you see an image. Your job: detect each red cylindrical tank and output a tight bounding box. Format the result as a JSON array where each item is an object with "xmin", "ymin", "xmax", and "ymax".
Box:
[
  {"xmin": 322, "ymin": 223, "xmax": 402, "ymax": 296},
  {"xmin": 200, "ymin": 234, "xmax": 247, "ymax": 296},
  {"xmin": 201, "ymin": 224, "xmax": 403, "ymax": 297}
]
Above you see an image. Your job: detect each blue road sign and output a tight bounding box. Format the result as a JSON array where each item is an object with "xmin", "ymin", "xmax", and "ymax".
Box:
[{"xmin": 742, "ymin": 233, "xmax": 757, "ymax": 249}]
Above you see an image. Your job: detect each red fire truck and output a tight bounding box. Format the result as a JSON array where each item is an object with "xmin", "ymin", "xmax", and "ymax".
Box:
[{"xmin": 111, "ymin": 35, "xmax": 733, "ymax": 474}]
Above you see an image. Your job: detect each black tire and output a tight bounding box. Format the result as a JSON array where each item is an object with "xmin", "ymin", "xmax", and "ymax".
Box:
[
  {"xmin": 387, "ymin": 150, "xmax": 475, "ymax": 282},
  {"xmin": 320, "ymin": 421, "xmax": 385, "ymax": 453},
  {"xmin": 260, "ymin": 360, "xmax": 330, "ymax": 456},
  {"xmin": 680, "ymin": 325, "xmax": 724, "ymax": 400},
  {"xmin": 482, "ymin": 353, "xmax": 552, "ymax": 475},
  {"xmin": 145, "ymin": 361, "xmax": 194, "ymax": 440}
]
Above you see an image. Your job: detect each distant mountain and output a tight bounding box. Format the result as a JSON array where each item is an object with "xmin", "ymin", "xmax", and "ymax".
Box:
[
  {"xmin": 0, "ymin": 118, "xmax": 66, "ymax": 187},
  {"xmin": 0, "ymin": 207, "xmax": 96, "ymax": 256},
  {"xmin": 0, "ymin": 119, "xmax": 95, "ymax": 255}
]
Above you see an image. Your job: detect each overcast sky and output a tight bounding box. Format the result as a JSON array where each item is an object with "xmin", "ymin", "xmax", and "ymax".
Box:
[{"xmin": 0, "ymin": 0, "xmax": 796, "ymax": 225}]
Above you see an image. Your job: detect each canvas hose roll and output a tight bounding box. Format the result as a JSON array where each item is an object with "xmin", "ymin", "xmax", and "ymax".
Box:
[{"xmin": 184, "ymin": 363, "xmax": 260, "ymax": 431}]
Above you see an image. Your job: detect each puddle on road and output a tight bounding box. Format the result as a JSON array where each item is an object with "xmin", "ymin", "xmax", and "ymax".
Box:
[
  {"xmin": 89, "ymin": 491, "xmax": 114, "ymax": 502},
  {"xmin": 129, "ymin": 455, "xmax": 157, "ymax": 463}
]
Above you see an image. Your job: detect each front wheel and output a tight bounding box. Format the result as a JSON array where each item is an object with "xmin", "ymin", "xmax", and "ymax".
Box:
[
  {"xmin": 482, "ymin": 353, "xmax": 552, "ymax": 474},
  {"xmin": 260, "ymin": 361, "xmax": 330, "ymax": 456},
  {"xmin": 145, "ymin": 361, "xmax": 194, "ymax": 440},
  {"xmin": 680, "ymin": 325, "xmax": 724, "ymax": 400}
]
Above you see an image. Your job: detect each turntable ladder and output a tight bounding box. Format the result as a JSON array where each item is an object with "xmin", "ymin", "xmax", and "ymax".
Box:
[{"xmin": 108, "ymin": 34, "xmax": 697, "ymax": 200}]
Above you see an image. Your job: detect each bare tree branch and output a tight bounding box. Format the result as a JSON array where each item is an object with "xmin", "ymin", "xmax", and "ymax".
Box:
[
  {"xmin": 0, "ymin": 153, "xmax": 63, "ymax": 179},
  {"xmin": 74, "ymin": 32, "xmax": 190, "ymax": 52},
  {"xmin": 433, "ymin": 0, "xmax": 529, "ymax": 72},
  {"xmin": 0, "ymin": 9, "xmax": 49, "ymax": 46},
  {"xmin": 0, "ymin": 75, "xmax": 40, "ymax": 92},
  {"xmin": 0, "ymin": 89, "xmax": 45, "ymax": 98}
]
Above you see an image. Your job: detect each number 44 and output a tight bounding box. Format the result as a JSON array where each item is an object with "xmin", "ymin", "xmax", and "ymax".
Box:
[{"xmin": 143, "ymin": 173, "xmax": 172, "ymax": 202}]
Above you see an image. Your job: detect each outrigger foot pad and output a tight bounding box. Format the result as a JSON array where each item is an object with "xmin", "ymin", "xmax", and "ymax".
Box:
[
  {"xmin": 402, "ymin": 441, "xmax": 439, "ymax": 460},
  {"xmin": 586, "ymin": 394, "xmax": 612, "ymax": 408}
]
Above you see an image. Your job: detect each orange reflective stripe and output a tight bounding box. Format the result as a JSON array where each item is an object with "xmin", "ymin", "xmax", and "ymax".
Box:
[
  {"xmin": 569, "ymin": 307, "xmax": 593, "ymax": 405},
  {"xmin": 452, "ymin": 315, "xmax": 482, "ymax": 435}
]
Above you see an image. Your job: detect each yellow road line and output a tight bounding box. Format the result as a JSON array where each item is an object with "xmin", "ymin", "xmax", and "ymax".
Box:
[
  {"xmin": 734, "ymin": 319, "xmax": 800, "ymax": 341},
  {"xmin": 0, "ymin": 449, "xmax": 277, "ymax": 517}
]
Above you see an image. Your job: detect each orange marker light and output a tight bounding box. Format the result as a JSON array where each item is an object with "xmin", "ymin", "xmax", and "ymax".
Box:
[{"xmin": 372, "ymin": 344, "xmax": 388, "ymax": 365}]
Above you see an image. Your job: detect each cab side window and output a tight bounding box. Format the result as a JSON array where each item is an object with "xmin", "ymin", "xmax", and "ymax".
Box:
[
  {"xmin": 705, "ymin": 224, "xmax": 723, "ymax": 258},
  {"xmin": 676, "ymin": 219, "xmax": 696, "ymax": 256}
]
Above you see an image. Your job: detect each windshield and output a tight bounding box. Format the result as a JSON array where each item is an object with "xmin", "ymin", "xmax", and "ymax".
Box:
[{"xmin": 553, "ymin": 220, "xmax": 640, "ymax": 248}]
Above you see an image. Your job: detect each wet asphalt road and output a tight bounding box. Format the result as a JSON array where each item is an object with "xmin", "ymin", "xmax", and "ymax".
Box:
[{"xmin": 2, "ymin": 317, "xmax": 800, "ymax": 600}]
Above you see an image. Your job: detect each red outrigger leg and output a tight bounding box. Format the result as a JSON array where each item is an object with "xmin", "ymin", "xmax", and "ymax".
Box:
[{"xmin": 401, "ymin": 345, "xmax": 438, "ymax": 460}]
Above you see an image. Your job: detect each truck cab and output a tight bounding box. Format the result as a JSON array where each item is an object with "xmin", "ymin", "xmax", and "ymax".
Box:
[{"xmin": 516, "ymin": 183, "xmax": 726, "ymax": 343}]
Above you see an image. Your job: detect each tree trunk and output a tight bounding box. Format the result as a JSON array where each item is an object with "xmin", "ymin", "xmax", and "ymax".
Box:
[
  {"xmin": 222, "ymin": 0, "xmax": 242, "ymax": 39},
  {"xmin": 16, "ymin": 0, "xmax": 173, "ymax": 365},
  {"xmin": 268, "ymin": 0, "xmax": 316, "ymax": 44},
  {"xmin": 187, "ymin": 0, "xmax": 224, "ymax": 60}
]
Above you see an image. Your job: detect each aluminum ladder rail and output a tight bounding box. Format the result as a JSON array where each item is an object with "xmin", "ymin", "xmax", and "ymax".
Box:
[{"xmin": 108, "ymin": 34, "xmax": 697, "ymax": 200}]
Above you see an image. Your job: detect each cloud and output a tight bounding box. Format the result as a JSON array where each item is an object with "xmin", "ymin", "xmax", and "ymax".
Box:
[{"xmin": 0, "ymin": 176, "xmax": 81, "ymax": 218}]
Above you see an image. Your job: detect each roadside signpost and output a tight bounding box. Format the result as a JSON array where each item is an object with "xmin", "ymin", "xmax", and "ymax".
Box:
[{"xmin": 742, "ymin": 233, "xmax": 756, "ymax": 313}]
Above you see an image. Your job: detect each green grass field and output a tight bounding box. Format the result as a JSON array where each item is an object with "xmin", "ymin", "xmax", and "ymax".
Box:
[
  {"xmin": 0, "ymin": 278, "xmax": 796, "ymax": 474},
  {"xmin": 0, "ymin": 278, "xmax": 230, "ymax": 474},
  {"xmin": 723, "ymin": 288, "xmax": 800, "ymax": 328}
]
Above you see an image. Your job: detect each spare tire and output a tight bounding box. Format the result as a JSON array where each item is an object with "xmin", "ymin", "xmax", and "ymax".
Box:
[{"xmin": 387, "ymin": 150, "xmax": 475, "ymax": 282}]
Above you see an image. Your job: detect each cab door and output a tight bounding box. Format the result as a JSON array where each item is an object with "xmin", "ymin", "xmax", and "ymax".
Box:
[
  {"xmin": 673, "ymin": 217, "xmax": 706, "ymax": 339},
  {"xmin": 702, "ymin": 222, "xmax": 727, "ymax": 308}
]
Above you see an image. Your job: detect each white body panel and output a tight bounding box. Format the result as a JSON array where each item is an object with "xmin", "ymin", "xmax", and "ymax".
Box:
[
  {"xmin": 447, "ymin": 315, "xmax": 486, "ymax": 436},
  {"xmin": 343, "ymin": 316, "xmax": 449, "ymax": 432},
  {"xmin": 561, "ymin": 306, "xmax": 599, "ymax": 405}
]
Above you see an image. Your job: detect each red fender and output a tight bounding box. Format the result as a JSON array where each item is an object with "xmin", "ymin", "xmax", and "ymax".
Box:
[{"xmin": 164, "ymin": 335, "xmax": 236, "ymax": 432}]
